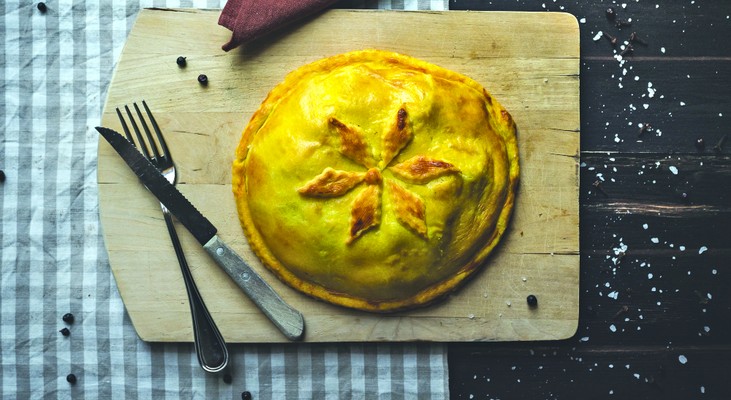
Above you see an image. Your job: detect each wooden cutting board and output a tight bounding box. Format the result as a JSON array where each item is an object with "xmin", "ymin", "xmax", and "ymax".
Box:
[{"xmin": 98, "ymin": 8, "xmax": 580, "ymax": 343}]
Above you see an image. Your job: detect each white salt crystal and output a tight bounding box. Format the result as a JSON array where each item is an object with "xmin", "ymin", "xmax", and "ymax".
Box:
[
  {"xmin": 651, "ymin": 237, "xmax": 660, "ymax": 243},
  {"xmin": 643, "ymin": 223, "xmax": 649, "ymax": 229},
  {"xmin": 608, "ymin": 291, "xmax": 619, "ymax": 300},
  {"xmin": 609, "ymin": 324, "xmax": 617, "ymax": 332},
  {"xmin": 648, "ymin": 273, "xmax": 653, "ymax": 279},
  {"xmin": 679, "ymin": 355, "xmax": 688, "ymax": 364},
  {"xmin": 699, "ymin": 246, "xmax": 708, "ymax": 254},
  {"xmin": 680, "ymin": 101, "xmax": 686, "ymax": 106},
  {"xmin": 580, "ymin": 18, "xmax": 586, "ymax": 24},
  {"xmin": 669, "ymin": 166, "xmax": 679, "ymax": 175},
  {"xmin": 661, "ymin": 47, "xmax": 666, "ymax": 53},
  {"xmin": 593, "ymin": 31, "xmax": 604, "ymax": 41}
]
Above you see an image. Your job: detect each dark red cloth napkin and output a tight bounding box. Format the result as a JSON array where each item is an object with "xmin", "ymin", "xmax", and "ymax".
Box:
[{"xmin": 218, "ymin": 0, "xmax": 339, "ymax": 51}]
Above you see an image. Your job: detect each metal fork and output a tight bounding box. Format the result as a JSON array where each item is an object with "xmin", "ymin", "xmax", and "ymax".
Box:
[{"xmin": 117, "ymin": 101, "xmax": 229, "ymax": 373}]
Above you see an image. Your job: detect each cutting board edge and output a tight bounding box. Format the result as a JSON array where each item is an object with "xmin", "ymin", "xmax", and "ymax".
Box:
[{"xmin": 98, "ymin": 8, "xmax": 582, "ymax": 343}]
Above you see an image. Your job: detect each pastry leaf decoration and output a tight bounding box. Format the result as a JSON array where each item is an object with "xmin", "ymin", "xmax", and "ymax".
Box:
[
  {"xmin": 299, "ymin": 107, "xmax": 461, "ymax": 244},
  {"xmin": 390, "ymin": 156, "xmax": 459, "ymax": 184},
  {"xmin": 388, "ymin": 181, "xmax": 427, "ymax": 238},
  {"xmin": 297, "ymin": 167, "xmax": 365, "ymax": 197}
]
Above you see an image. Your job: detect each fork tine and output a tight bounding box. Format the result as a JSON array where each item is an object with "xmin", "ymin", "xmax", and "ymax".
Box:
[
  {"xmin": 133, "ymin": 102, "xmax": 162, "ymax": 161},
  {"xmin": 142, "ymin": 100, "xmax": 172, "ymax": 164},
  {"xmin": 124, "ymin": 105, "xmax": 152, "ymax": 160},
  {"xmin": 116, "ymin": 107, "xmax": 136, "ymax": 145}
]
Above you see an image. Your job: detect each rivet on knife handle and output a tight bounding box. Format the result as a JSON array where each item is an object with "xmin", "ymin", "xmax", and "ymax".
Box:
[{"xmin": 203, "ymin": 235, "xmax": 305, "ymax": 341}]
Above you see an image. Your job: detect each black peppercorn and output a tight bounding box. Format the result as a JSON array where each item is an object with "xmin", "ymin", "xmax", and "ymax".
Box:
[
  {"xmin": 66, "ymin": 374, "xmax": 77, "ymax": 384},
  {"xmin": 197, "ymin": 74, "xmax": 208, "ymax": 85},
  {"xmin": 241, "ymin": 391, "xmax": 252, "ymax": 400},
  {"xmin": 0, "ymin": 170, "xmax": 5, "ymax": 183},
  {"xmin": 605, "ymin": 7, "xmax": 616, "ymax": 20},
  {"xmin": 62, "ymin": 313, "xmax": 75, "ymax": 324},
  {"xmin": 37, "ymin": 2, "xmax": 47, "ymax": 13},
  {"xmin": 526, "ymin": 295, "xmax": 538, "ymax": 307},
  {"xmin": 223, "ymin": 373, "xmax": 232, "ymax": 384},
  {"xmin": 695, "ymin": 138, "xmax": 705, "ymax": 151},
  {"xmin": 176, "ymin": 56, "xmax": 187, "ymax": 67},
  {"xmin": 59, "ymin": 327, "xmax": 70, "ymax": 336}
]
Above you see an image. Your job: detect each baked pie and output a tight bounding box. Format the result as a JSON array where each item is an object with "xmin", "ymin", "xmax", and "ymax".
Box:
[{"xmin": 232, "ymin": 50, "xmax": 519, "ymax": 312}]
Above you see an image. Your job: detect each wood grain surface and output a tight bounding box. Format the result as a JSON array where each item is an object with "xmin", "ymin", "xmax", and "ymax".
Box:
[
  {"xmin": 97, "ymin": 9, "xmax": 580, "ymax": 343},
  {"xmin": 449, "ymin": 1, "xmax": 731, "ymax": 399}
]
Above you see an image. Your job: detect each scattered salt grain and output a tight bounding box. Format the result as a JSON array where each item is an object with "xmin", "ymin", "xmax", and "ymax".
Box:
[
  {"xmin": 593, "ymin": 31, "xmax": 604, "ymax": 41},
  {"xmin": 701, "ymin": 386, "xmax": 705, "ymax": 394},
  {"xmin": 580, "ymin": 18, "xmax": 586, "ymax": 24},
  {"xmin": 651, "ymin": 237, "xmax": 659, "ymax": 244},
  {"xmin": 679, "ymin": 355, "xmax": 688, "ymax": 364},
  {"xmin": 634, "ymin": 373, "xmax": 640, "ymax": 379},
  {"xmin": 699, "ymin": 246, "xmax": 708, "ymax": 254},
  {"xmin": 669, "ymin": 166, "xmax": 679, "ymax": 175},
  {"xmin": 608, "ymin": 291, "xmax": 619, "ymax": 300},
  {"xmin": 580, "ymin": 336, "xmax": 589, "ymax": 342},
  {"xmin": 648, "ymin": 273, "xmax": 653, "ymax": 279},
  {"xmin": 643, "ymin": 223, "xmax": 649, "ymax": 230},
  {"xmin": 661, "ymin": 47, "xmax": 666, "ymax": 54},
  {"xmin": 609, "ymin": 324, "xmax": 617, "ymax": 332},
  {"xmin": 680, "ymin": 101, "xmax": 686, "ymax": 106}
]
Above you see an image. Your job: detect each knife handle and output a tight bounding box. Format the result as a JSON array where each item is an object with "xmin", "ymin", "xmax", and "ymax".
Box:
[{"xmin": 203, "ymin": 235, "xmax": 305, "ymax": 341}]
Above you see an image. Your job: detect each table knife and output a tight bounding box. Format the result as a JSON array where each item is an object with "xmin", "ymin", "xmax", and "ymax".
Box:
[{"xmin": 97, "ymin": 126, "xmax": 304, "ymax": 341}]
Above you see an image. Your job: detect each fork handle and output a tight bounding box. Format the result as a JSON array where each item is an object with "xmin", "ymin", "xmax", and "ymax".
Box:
[{"xmin": 163, "ymin": 209, "xmax": 229, "ymax": 373}]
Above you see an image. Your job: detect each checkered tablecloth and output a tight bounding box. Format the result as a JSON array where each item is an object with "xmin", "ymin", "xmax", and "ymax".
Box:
[{"xmin": 0, "ymin": 1, "xmax": 449, "ymax": 398}]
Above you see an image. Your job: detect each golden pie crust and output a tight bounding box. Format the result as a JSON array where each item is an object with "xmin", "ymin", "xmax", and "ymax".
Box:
[{"xmin": 232, "ymin": 50, "xmax": 519, "ymax": 312}]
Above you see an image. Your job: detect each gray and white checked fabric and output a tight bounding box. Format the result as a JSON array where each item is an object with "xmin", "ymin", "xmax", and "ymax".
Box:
[{"xmin": 0, "ymin": 0, "xmax": 450, "ymax": 398}]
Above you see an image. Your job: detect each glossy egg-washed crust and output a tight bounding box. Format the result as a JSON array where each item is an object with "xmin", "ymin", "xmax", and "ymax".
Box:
[{"xmin": 233, "ymin": 50, "xmax": 519, "ymax": 312}]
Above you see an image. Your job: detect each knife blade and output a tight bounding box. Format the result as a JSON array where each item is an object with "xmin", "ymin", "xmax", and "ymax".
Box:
[{"xmin": 97, "ymin": 126, "xmax": 304, "ymax": 341}]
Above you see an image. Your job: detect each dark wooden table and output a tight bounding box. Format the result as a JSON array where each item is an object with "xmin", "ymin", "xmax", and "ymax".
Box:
[{"xmin": 446, "ymin": 1, "xmax": 731, "ymax": 399}]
